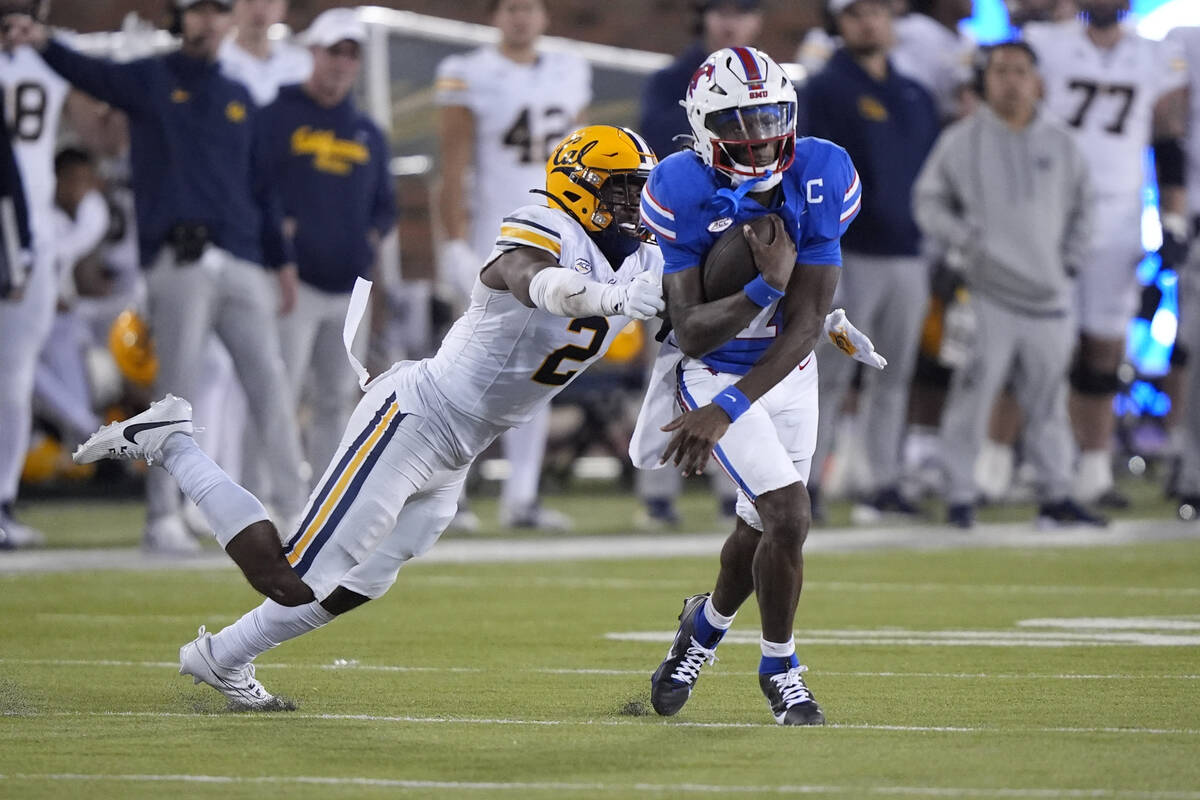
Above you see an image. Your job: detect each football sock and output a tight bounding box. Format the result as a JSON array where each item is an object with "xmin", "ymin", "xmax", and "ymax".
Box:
[
  {"xmin": 160, "ymin": 432, "xmax": 269, "ymax": 547},
  {"xmin": 210, "ymin": 598, "xmax": 334, "ymax": 669},
  {"xmin": 645, "ymin": 497, "xmax": 675, "ymax": 520},
  {"xmin": 1075, "ymin": 449, "xmax": 1113, "ymax": 500},
  {"xmin": 694, "ymin": 597, "xmax": 734, "ymax": 648},
  {"xmin": 759, "ymin": 636, "xmax": 799, "ymax": 674}
]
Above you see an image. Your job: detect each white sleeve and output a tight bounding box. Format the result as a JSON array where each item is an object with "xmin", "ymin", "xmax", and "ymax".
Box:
[
  {"xmin": 434, "ymin": 53, "xmax": 475, "ymax": 108},
  {"xmin": 493, "ymin": 205, "xmax": 567, "ymax": 262}
]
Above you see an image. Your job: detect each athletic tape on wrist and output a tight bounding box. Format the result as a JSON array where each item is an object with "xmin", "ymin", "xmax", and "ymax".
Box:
[
  {"xmin": 712, "ymin": 385, "xmax": 751, "ymax": 422},
  {"xmin": 744, "ymin": 274, "xmax": 785, "ymax": 308}
]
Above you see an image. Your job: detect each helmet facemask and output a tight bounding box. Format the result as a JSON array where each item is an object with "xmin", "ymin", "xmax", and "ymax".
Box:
[
  {"xmin": 596, "ymin": 170, "xmax": 652, "ymax": 241},
  {"xmin": 705, "ymin": 102, "xmax": 796, "ymax": 185}
]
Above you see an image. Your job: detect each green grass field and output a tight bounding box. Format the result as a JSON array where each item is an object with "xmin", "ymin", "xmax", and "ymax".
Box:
[{"xmin": 2, "ymin": 495, "xmax": 1199, "ymax": 799}]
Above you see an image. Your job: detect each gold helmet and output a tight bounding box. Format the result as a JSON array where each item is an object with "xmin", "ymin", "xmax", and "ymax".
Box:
[
  {"xmin": 108, "ymin": 309, "xmax": 158, "ymax": 386},
  {"xmin": 539, "ymin": 125, "xmax": 657, "ymax": 239}
]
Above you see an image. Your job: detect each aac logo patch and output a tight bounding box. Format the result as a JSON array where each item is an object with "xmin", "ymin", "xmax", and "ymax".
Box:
[
  {"xmin": 707, "ymin": 217, "xmax": 734, "ymax": 233},
  {"xmin": 573, "ymin": 258, "xmax": 592, "ymax": 275}
]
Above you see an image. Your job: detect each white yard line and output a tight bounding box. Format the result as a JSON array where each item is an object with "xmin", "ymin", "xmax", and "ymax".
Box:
[
  {"xmin": 19, "ymin": 710, "xmax": 1198, "ymax": 736},
  {"xmin": 1, "ymin": 519, "xmax": 1197, "ymax": 575},
  {"xmin": 0, "ymin": 773, "xmax": 1197, "ymax": 799},
  {"xmin": 2, "ymin": 657, "xmax": 1196, "ymax": 681}
]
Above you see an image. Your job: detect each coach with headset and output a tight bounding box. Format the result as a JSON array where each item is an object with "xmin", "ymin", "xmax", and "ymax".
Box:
[{"xmin": 2, "ymin": 0, "xmax": 308, "ymax": 553}]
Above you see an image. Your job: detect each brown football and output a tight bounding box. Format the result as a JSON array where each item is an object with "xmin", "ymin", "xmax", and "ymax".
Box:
[{"xmin": 700, "ymin": 213, "xmax": 780, "ymax": 302}]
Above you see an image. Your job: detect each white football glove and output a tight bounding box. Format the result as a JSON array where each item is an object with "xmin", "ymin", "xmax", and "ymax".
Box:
[
  {"xmin": 608, "ymin": 270, "xmax": 665, "ymax": 321},
  {"xmin": 824, "ymin": 308, "xmax": 887, "ymax": 369}
]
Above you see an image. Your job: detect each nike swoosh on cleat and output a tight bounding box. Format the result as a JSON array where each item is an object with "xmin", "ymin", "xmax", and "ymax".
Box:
[{"xmin": 124, "ymin": 420, "xmax": 189, "ymax": 444}]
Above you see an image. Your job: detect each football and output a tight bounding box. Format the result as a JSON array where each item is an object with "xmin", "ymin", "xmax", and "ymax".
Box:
[{"xmin": 701, "ymin": 213, "xmax": 779, "ymax": 302}]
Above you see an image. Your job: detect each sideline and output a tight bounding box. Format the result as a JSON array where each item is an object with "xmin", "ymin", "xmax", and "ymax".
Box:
[{"xmin": 1, "ymin": 519, "xmax": 1197, "ymax": 575}]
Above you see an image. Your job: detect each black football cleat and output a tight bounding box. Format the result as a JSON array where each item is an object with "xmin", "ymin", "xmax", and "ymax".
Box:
[
  {"xmin": 760, "ymin": 665, "xmax": 825, "ymax": 726},
  {"xmin": 946, "ymin": 503, "xmax": 975, "ymax": 530},
  {"xmin": 1036, "ymin": 498, "xmax": 1108, "ymax": 529},
  {"xmin": 650, "ymin": 593, "xmax": 718, "ymax": 716}
]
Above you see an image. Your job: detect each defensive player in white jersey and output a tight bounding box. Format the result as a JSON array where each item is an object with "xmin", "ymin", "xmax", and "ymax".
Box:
[
  {"xmin": 1025, "ymin": 0, "xmax": 1188, "ymax": 505},
  {"xmin": 0, "ymin": 0, "xmax": 70, "ymax": 547},
  {"xmin": 73, "ymin": 125, "xmax": 665, "ymax": 709},
  {"xmin": 435, "ymin": 0, "xmax": 592, "ymax": 530}
]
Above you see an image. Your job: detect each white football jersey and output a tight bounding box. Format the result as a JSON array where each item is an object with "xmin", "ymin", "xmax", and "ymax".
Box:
[
  {"xmin": 425, "ymin": 204, "xmax": 660, "ymax": 428},
  {"xmin": 892, "ymin": 13, "xmax": 977, "ymax": 121},
  {"xmin": 219, "ymin": 37, "xmax": 312, "ymax": 106},
  {"xmin": 0, "ymin": 45, "xmax": 69, "ymax": 253},
  {"xmin": 434, "ymin": 47, "xmax": 592, "ymax": 259},
  {"xmin": 1165, "ymin": 26, "xmax": 1200, "ymax": 217},
  {"xmin": 1025, "ymin": 20, "xmax": 1187, "ymax": 208}
]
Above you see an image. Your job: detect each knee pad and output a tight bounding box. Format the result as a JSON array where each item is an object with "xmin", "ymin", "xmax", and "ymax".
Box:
[{"xmin": 1069, "ymin": 361, "xmax": 1121, "ymax": 396}]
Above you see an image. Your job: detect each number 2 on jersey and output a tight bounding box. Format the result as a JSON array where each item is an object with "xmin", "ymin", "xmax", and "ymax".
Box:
[{"xmin": 531, "ymin": 316, "xmax": 610, "ymax": 386}]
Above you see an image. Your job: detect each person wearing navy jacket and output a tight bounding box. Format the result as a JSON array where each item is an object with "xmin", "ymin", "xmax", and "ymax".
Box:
[
  {"xmin": 802, "ymin": 0, "xmax": 941, "ymax": 523},
  {"xmin": 258, "ymin": 7, "xmax": 396, "ymax": 485},
  {"xmin": 2, "ymin": 0, "xmax": 307, "ymax": 553}
]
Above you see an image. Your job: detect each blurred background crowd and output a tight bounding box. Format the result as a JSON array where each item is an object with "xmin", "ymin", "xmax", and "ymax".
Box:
[{"xmin": 1, "ymin": 0, "xmax": 1198, "ymax": 552}]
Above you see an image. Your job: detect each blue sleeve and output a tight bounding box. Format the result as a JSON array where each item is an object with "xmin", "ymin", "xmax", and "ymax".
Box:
[
  {"xmin": 252, "ymin": 104, "xmax": 294, "ymax": 269},
  {"xmin": 369, "ymin": 128, "xmax": 397, "ymax": 236},
  {"xmin": 795, "ymin": 147, "xmax": 860, "ymax": 265},
  {"xmin": 640, "ymin": 162, "xmax": 706, "ymax": 274},
  {"xmin": 41, "ymin": 38, "xmax": 150, "ymax": 115}
]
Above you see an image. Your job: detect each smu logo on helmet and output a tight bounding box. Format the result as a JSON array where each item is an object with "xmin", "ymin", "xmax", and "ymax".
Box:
[
  {"xmin": 688, "ymin": 62, "xmax": 716, "ymax": 97},
  {"xmin": 748, "ymin": 90, "xmax": 769, "ymax": 99}
]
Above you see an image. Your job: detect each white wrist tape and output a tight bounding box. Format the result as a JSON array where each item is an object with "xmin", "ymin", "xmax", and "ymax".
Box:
[{"xmin": 528, "ymin": 267, "xmax": 617, "ymax": 317}]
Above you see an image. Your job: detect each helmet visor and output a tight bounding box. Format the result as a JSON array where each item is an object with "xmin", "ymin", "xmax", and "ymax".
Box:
[{"xmin": 706, "ymin": 102, "xmax": 796, "ymax": 169}]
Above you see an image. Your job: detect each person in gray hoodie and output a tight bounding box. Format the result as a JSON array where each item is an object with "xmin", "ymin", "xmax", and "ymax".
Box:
[{"xmin": 912, "ymin": 40, "xmax": 1106, "ymax": 529}]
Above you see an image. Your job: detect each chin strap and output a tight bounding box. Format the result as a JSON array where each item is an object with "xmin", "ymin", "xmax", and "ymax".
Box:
[{"xmin": 712, "ymin": 170, "xmax": 773, "ymax": 218}]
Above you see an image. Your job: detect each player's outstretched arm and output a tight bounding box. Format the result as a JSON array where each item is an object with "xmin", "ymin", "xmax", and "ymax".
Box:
[
  {"xmin": 481, "ymin": 246, "xmax": 663, "ymax": 320},
  {"xmin": 3, "ymin": 15, "xmax": 148, "ymax": 115},
  {"xmin": 666, "ymin": 217, "xmax": 796, "ymax": 358}
]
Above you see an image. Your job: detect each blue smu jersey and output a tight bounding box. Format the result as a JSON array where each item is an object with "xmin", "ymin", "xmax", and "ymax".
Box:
[{"xmin": 640, "ymin": 139, "xmax": 861, "ymax": 374}]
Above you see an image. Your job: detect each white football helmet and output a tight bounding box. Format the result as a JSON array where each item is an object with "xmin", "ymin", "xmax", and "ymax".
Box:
[{"xmin": 684, "ymin": 46, "xmax": 797, "ymax": 191}]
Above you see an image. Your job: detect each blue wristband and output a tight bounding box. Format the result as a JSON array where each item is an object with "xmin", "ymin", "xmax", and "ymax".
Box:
[
  {"xmin": 711, "ymin": 385, "xmax": 751, "ymax": 422},
  {"xmin": 744, "ymin": 274, "xmax": 785, "ymax": 308}
]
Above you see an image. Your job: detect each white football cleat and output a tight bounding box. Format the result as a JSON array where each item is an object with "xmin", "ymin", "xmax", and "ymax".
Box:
[
  {"xmin": 179, "ymin": 625, "xmax": 276, "ymax": 710},
  {"xmin": 72, "ymin": 394, "xmax": 194, "ymax": 466}
]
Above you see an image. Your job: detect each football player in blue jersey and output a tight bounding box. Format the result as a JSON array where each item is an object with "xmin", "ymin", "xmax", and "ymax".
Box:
[{"xmin": 631, "ymin": 46, "xmax": 883, "ymax": 725}]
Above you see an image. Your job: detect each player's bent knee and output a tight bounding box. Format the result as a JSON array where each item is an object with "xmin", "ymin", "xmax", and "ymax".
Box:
[
  {"xmin": 1069, "ymin": 361, "xmax": 1121, "ymax": 396},
  {"xmin": 755, "ymin": 482, "xmax": 810, "ymax": 546},
  {"xmin": 245, "ymin": 565, "xmax": 315, "ymax": 607}
]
